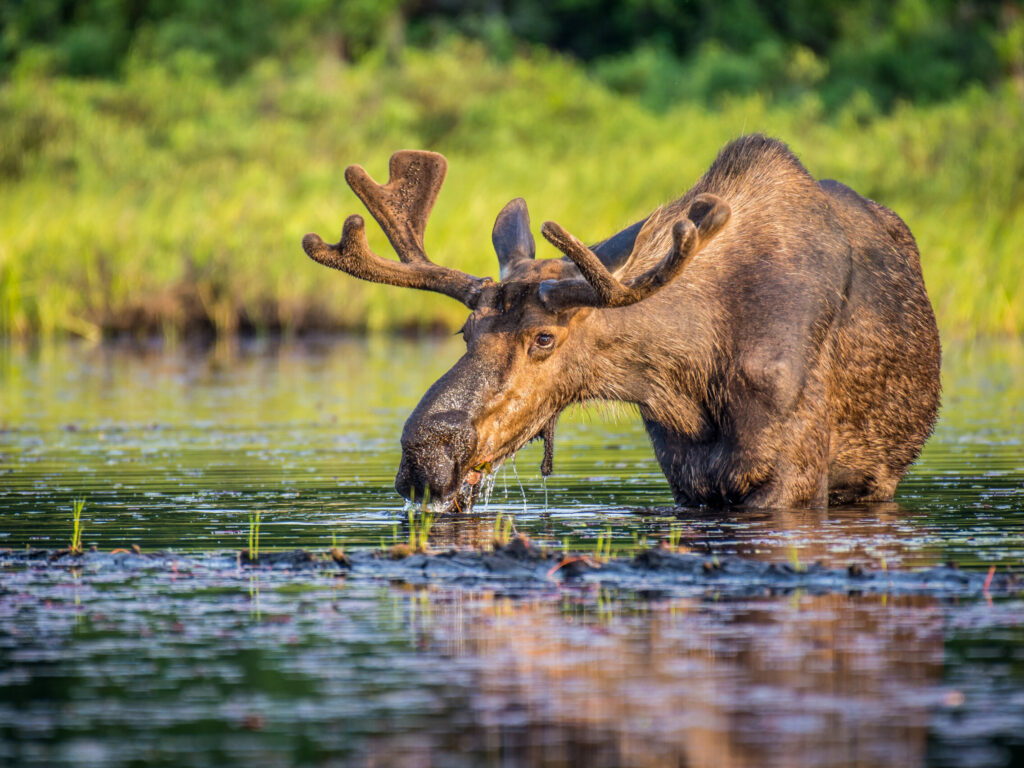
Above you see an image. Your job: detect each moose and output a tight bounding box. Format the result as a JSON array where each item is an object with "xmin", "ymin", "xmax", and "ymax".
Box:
[{"xmin": 303, "ymin": 135, "xmax": 941, "ymax": 510}]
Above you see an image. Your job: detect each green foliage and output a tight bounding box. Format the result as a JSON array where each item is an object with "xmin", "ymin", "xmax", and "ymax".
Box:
[
  {"xmin": 1, "ymin": 1, "xmax": 1014, "ymax": 109},
  {"xmin": 0, "ymin": 0, "xmax": 405, "ymax": 78},
  {"xmin": 0, "ymin": 44, "xmax": 1021, "ymax": 338}
]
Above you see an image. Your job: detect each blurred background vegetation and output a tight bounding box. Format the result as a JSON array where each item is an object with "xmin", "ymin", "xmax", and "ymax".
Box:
[{"xmin": 1, "ymin": 0, "xmax": 1022, "ymax": 339}]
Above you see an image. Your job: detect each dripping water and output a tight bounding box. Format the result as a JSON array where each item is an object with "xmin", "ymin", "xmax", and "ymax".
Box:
[
  {"xmin": 511, "ymin": 453, "xmax": 528, "ymax": 513},
  {"xmin": 480, "ymin": 469, "xmax": 499, "ymax": 511}
]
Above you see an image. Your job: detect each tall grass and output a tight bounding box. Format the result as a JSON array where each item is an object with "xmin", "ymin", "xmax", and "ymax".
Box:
[{"xmin": 1, "ymin": 42, "xmax": 1021, "ymax": 339}]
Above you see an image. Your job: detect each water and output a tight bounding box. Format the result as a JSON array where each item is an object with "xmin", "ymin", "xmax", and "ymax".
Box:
[{"xmin": 1, "ymin": 337, "xmax": 1023, "ymax": 767}]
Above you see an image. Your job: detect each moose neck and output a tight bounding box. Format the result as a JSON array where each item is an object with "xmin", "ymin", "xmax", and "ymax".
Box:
[{"xmin": 576, "ymin": 298, "xmax": 719, "ymax": 439}]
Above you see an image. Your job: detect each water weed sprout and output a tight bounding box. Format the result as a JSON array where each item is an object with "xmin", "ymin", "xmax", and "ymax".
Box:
[
  {"xmin": 668, "ymin": 524, "xmax": 682, "ymax": 551},
  {"xmin": 493, "ymin": 511, "xmax": 504, "ymax": 547},
  {"xmin": 492, "ymin": 512, "xmax": 515, "ymax": 547},
  {"xmin": 70, "ymin": 499, "xmax": 85, "ymax": 555},
  {"xmin": 595, "ymin": 527, "xmax": 613, "ymax": 562},
  {"xmin": 248, "ymin": 512, "xmax": 261, "ymax": 559},
  {"xmin": 407, "ymin": 507, "xmax": 434, "ymax": 552}
]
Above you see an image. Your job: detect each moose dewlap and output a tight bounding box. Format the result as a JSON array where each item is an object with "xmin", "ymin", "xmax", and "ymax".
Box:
[{"xmin": 302, "ymin": 134, "xmax": 941, "ymax": 511}]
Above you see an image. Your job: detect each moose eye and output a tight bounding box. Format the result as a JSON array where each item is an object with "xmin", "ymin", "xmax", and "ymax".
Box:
[{"xmin": 534, "ymin": 332, "xmax": 555, "ymax": 349}]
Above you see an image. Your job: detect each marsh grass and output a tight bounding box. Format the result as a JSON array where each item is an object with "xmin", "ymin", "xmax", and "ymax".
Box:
[
  {"xmin": 492, "ymin": 511, "xmax": 515, "ymax": 548},
  {"xmin": 248, "ymin": 512, "xmax": 261, "ymax": 559},
  {"xmin": 667, "ymin": 524, "xmax": 682, "ymax": 551},
  {"xmin": 595, "ymin": 527, "xmax": 614, "ymax": 562},
  {"xmin": 407, "ymin": 507, "xmax": 434, "ymax": 552},
  {"xmin": 1, "ymin": 43, "xmax": 1022, "ymax": 339},
  {"xmin": 69, "ymin": 498, "xmax": 85, "ymax": 555}
]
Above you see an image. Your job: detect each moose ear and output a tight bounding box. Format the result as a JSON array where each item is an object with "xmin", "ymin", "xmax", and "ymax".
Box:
[
  {"xmin": 686, "ymin": 193, "xmax": 731, "ymax": 235},
  {"xmin": 590, "ymin": 217, "xmax": 648, "ymax": 273},
  {"xmin": 492, "ymin": 198, "xmax": 536, "ymax": 280}
]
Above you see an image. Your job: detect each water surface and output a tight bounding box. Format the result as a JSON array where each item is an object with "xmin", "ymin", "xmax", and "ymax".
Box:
[{"xmin": 1, "ymin": 337, "xmax": 1023, "ymax": 767}]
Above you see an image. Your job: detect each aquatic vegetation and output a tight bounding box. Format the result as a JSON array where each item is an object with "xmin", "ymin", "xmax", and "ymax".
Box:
[
  {"xmin": 248, "ymin": 512, "xmax": 261, "ymax": 559},
  {"xmin": 595, "ymin": 527, "xmax": 613, "ymax": 562},
  {"xmin": 69, "ymin": 498, "xmax": 85, "ymax": 555},
  {"xmin": 667, "ymin": 524, "xmax": 682, "ymax": 551},
  {"xmin": 492, "ymin": 512, "xmax": 515, "ymax": 548},
  {"xmin": 407, "ymin": 507, "xmax": 434, "ymax": 553}
]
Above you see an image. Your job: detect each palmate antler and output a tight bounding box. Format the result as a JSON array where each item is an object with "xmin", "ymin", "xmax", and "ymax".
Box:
[
  {"xmin": 302, "ymin": 151, "xmax": 492, "ymax": 307},
  {"xmin": 538, "ymin": 194, "xmax": 732, "ymax": 309}
]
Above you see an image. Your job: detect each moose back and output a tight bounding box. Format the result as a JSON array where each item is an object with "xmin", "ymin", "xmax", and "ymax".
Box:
[{"xmin": 303, "ymin": 135, "xmax": 941, "ymax": 510}]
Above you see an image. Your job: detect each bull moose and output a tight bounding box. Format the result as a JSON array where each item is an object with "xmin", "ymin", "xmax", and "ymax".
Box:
[{"xmin": 302, "ymin": 135, "xmax": 941, "ymax": 510}]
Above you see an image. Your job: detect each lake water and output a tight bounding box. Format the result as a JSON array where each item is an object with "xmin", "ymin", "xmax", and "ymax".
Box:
[{"xmin": 1, "ymin": 337, "xmax": 1023, "ymax": 767}]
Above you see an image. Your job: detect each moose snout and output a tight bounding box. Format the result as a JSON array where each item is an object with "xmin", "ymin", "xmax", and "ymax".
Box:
[{"xmin": 395, "ymin": 411, "xmax": 477, "ymax": 502}]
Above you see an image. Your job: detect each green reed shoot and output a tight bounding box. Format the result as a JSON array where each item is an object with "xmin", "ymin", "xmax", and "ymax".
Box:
[
  {"xmin": 493, "ymin": 511, "xmax": 504, "ymax": 546},
  {"xmin": 248, "ymin": 512, "xmax": 261, "ymax": 559},
  {"xmin": 668, "ymin": 523, "xmax": 682, "ymax": 550},
  {"xmin": 419, "ymin": 507, "xmax": 434, "ymax": 550},
  {"xmin": 595, "ymin": 527, "xmax": 613, "ymax": 562},
  {"xmin": 407, "ymin": 507, "xmax": 434, "ymax": 552},
  {"xmin": 69, "ymin": 498, "xmax": 86, "ymax": 554},
  {"xmin": 492, "ymin": 512, "xmax": 515, "ymax": 547}
]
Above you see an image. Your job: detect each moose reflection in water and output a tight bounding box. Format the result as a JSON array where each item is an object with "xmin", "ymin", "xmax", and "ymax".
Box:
[
  {"xmin": 304, "ymin": 135, "xmax": 940, "ymax": 513},
  {"xmin": 358, "ymin": 587, "xmax": 942, "ymax": 768}
]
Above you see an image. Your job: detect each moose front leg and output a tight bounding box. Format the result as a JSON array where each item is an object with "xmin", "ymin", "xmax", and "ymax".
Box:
[{"xmin": 643, "ymin": 408, "xmax": 831, "ymax": 509}]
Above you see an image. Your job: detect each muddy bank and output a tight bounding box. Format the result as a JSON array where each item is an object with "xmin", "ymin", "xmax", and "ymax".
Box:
[{"xmin": 3, "ymin": 538, "xmax": 1020, "ymax": 598}]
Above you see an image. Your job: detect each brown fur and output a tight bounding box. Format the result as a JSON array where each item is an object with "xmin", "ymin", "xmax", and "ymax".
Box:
[{"xmin": 304, "ymin": 135, "xmax": 941, "ymax": 509}]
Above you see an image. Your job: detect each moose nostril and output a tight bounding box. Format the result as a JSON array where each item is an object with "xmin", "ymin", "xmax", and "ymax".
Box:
[
  {"xmin": 394, "ymin": 461, "xmax": 413, "ymax": 499},
  {"xmin": 394, "ymin": 456, "xmax": 430, "ymax": 501},
  {"xmin": 396, "ymin": 411, "xmax": 477, "ymax": 500}
]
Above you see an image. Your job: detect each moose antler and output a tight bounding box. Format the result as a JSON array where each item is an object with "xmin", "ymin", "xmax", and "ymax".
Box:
[
  {"xmin": 538, "ymin": 193, "xmax": 731, "ymax": 309},
  {"xmin": 302, "ymin": 150, "xmax": 492, "ymax": 307}
]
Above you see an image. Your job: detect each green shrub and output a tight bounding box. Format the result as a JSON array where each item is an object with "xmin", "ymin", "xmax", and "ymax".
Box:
[{"xmin": 0, "ymin": 45, "xmax": 1020, "ymax": 339}]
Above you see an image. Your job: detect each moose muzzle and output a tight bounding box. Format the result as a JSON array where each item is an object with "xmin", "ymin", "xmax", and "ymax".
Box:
[{"xmin": 394, "ymin": 410, "xmax": 477, "ymax": 503}]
